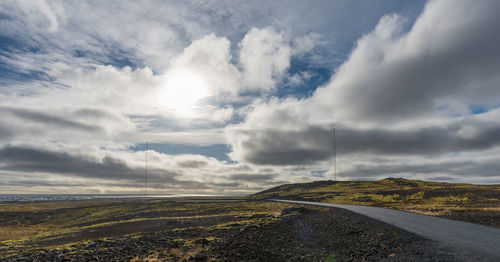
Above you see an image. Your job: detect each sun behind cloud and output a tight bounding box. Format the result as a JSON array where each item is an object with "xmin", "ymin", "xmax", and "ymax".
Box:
[{"xmin": 161, "ymin": 71, "xmax": 210, "ymax": 115}]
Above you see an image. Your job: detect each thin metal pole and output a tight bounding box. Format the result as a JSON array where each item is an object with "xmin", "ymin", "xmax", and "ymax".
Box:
[
  {"xmin": 333, "ymin": 128, "xmax": 337, "ymax": 182},
  {"xmin": 145, "ymin": 141, "xmax": 148, "ymax": 198}
]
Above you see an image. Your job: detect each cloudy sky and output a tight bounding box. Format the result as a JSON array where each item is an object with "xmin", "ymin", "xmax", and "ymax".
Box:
[{"xmin": 1, "ymin": 0, "xmax": 499, "ymax": 194}]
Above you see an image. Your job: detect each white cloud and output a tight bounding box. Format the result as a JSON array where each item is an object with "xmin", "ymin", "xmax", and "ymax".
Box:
[
  {"xmin": 292, "ymin": 33, "xmax": 321, "ymax": 55},
  {"xmin": 239, "ymin": 27, "xmax": 292, "ymax": 91},
  {"xmin": 226, "ymin": 0, "xmax": 500, "ymax": 183},
  {"xmin": 2, "ymin": 0, "xmax": 500, "ymax": 194},
  {"xmin": 167, "ymin": 33, "xmax": 241, "ymax": 102},
  {"xmin": 313, "ymin": 0, "xmax": 500, "ymax": 126},
  {"xmin": 7, "ymin": 0, "xmax": 65, "ymax": 32}
]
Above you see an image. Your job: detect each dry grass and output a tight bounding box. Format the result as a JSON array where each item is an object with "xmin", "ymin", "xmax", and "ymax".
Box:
[
  {"xmin": 0, "ymin": 199, "xmax": 292, "ymax": 257},
  {"xmin": 249, "ymin": 178, "xmax": 500, "ymax": 226}
]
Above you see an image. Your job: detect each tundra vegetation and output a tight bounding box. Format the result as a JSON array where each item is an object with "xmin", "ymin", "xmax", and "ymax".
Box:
[
  {"xmin": 1, "ymin": 178, "xmax": 497, "ymax": 261},
  {"xmin": 248, "ymin": 178, "xmax": 500, "ymax": 227},
  {"xmin": 0, "ymin": 200, "xmax": 288, "ymax": 259}
]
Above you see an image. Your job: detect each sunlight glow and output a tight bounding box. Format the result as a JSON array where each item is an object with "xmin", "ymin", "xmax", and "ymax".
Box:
[{"xmin": 162, "ymin": 71, "xmax": 209, "ymax": 114}]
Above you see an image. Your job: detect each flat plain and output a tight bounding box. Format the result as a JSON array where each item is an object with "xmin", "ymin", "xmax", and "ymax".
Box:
[{"xmin": 1, "ymin": 178, "xmax": 499, "ymax": 261}]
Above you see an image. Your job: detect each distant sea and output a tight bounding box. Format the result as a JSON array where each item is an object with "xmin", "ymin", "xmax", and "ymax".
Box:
[{"xmin": 0, "ymin": 194, "xmax": 219, "ymax": 202}]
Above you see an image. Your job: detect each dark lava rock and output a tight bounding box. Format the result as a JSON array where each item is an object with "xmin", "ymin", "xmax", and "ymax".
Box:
[
  {"xmin": 249, "ymin": 214, "xmax": 272, "ymax": 219},
  {"xmin": 194, "ymin": 253, "xmax": 207, "ymax": 261},
  {"xmin": 4, "ymin": 204, "xmax": 475, "ymax": 262},
  {"xmin": 280, "ymin": 207, "xmax": 309, "ymax": 216},
  {"xmin": 194, "ymin": 238, "xmax": 210, "ymax": 246},
  {"xmin": 83, "ymin": 242, "xmax": 96, "ymax": 249}
]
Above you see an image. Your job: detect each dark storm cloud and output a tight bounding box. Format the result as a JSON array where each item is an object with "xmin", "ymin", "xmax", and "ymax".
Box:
[
  {"xmin": 233, "ymin": 127, "xmax": 331, "ymax": 165},
  {"xmin": 0, "ymin": 107, "xmax": 101, "ymax": 132},
  {"xmin": 211, "ymin": 182, "xmax": 242, "ymax": 188},
  {"xmin": 228, "ymin": 173, "xmax": 278, "ymax": 182},
  {"xmin": 176, "ymin": 160, "xmax": 209, "ymax": 168},
  {"xmin": 73, "ymin": 108, "xmax": 118, "ymax": 120},
  {"xmin": 341, "ymin": 160, "xmax": 500, "ymax": 180},
  {"xmin": 109, "ymin": 180, "xmax": 209, "ymax": 189},
  {"xmin": 338, "ymin": 124, "xmax": 500, "ymax": 155},
  {"xmin": 0, "ymin": 146, "xmax": 179, "ymax": 182},
  {"xmin": 0, "ymin": 125, "xmax": 13, "ymax": 140},
  {"xmin": 3, "ymin": 180, "xmax": 81, "ymax": 187},
  {"xmin": 235, "ymin": 122, "xmax": 500, "ymax": 165},
  {"xmin": 1, "ymin": 179, "xmax": 212, "ymax": 191}
]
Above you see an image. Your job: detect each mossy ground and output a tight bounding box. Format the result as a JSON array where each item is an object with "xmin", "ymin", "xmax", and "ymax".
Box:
[
  {"xmin": 0, "ymin": 195, "xmax": 480, "ymax": 261},
  {"xmin": 1, "ymin": 179, "xmax": 498, "ymax": 260},
  {"xmin": 0, "ymin": 199, "xmax": 290, "ymax": 258},
  {"xmin": 248, "ymin": 178, "xmax": 500, "ymax": 227}
]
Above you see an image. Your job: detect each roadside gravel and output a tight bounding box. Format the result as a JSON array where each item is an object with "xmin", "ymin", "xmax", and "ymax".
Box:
[{"xmin": 3, "ymin": 205, "xmax": 471, "ymax": 261}]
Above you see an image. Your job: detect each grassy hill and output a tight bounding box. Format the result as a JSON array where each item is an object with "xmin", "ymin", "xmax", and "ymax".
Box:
[{"xmin": 248, "ymin": 178, "xmax": 500, "ymax": 227}]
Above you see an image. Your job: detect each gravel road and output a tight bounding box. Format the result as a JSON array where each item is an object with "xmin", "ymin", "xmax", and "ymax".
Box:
[{"xmin": 271, "ymin": 199, "xmax": 500, "ymax": 261}]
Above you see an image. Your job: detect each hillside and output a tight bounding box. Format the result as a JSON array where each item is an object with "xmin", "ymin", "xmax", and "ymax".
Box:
[{"xmin": 248, "ymin": 178, "xmax": 500, "ymax": 227}]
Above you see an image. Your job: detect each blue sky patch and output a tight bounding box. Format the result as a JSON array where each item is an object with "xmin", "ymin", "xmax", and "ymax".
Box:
[
  {"xmin": 469, "ymin": 105, "xmax": 489, "ymax": 115},
  {"xmin": 310, "ymin": 170, "xmax": 327, "ymax": 178},
  {"xmin": 277, "ymin": 58, "xmax": 332, "ymax": 99},
  {"xmin": 131, "ymin": 143, "xmax": 232, "ymax": 162}
]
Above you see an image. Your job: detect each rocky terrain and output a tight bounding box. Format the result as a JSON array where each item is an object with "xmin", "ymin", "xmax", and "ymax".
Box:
[
  {"xmin": 1, "ymin": 200, "xmax": 464, "ymax": 261},
  {"xmin": 3, "ymin": 178, "xmax": 498, "ymax": 262}
]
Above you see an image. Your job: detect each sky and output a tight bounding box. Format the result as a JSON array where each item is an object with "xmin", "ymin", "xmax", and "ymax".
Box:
[{"xmin": 1, "ymin": 0, "xmax": 500, "ymax": 195}]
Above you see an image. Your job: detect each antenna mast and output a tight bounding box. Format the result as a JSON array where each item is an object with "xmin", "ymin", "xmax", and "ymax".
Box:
[
  {"xmin": 333, "ymin": 128, "xmax": 337, "ymax": 181},
  {"xmin": 145, "ymin": 141, "xmax": 148, "ymax": 198}
]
